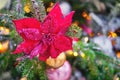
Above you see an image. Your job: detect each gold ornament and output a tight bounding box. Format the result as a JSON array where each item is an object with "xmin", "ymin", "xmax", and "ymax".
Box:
[
  {"xmin": 46, "ymin": 52, "xmax": 66, "ymax": 68},
  {"xmin": 20, "ymin": 77, "xmax": 27, "ymax": 80},
  {"xmin": 0, "ymin": 40, "xmax": 9, "ymax": 53}
]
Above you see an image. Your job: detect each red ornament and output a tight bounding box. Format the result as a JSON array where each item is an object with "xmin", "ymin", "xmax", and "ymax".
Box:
[
  {"xmin": 46, "ymin": 61, "xmax": 72, "ymax": 80},
  {"xmin": 12, "ymin": 3, "xmax": 74, "ymax": 61}
]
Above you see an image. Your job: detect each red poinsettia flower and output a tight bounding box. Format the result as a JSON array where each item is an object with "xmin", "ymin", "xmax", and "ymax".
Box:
[{"xmin": 13, "ymin": 3, "xmax": 74, "ymax": 61}]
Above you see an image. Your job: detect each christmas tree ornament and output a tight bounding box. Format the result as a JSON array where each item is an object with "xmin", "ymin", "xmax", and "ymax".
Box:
[
  {"xmin": 0, "ymin": 40, "xmax": 9, "ymax": 53},
  {"xmin": 46, "ymin": 61, "xmax": 72, "ymax": 80},
  {"xmin": 20, "ymin": 77, "xmax": 27, "ymax": 80},
  {"xmin": 12, "ymin": 3, "xmax": 74, "ymax": 61},
  {"xmin": 46, "ymin": 52, "xmax": 66, "ymax": 68}
]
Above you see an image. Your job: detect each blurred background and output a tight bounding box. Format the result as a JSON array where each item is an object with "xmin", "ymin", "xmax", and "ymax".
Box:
[{"xmin": 0, "ymin": 0, "xmax": 120, "ymax": 80}]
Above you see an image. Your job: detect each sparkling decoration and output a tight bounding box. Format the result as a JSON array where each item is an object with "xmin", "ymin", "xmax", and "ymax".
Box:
[
  {"xmin": 0, "ymin": 40, "xmax": 9, "ymax": 53},
  {"xmin": 46, "ymin": 61, "xmax": 72, "ymax": 80},
  {"xmin": 46, "ymin": 52, "xmax": 66, "ymax": 68},
  {"xmin": 13, "ymin": 3, "xmax": 74, "ymax": 61}
]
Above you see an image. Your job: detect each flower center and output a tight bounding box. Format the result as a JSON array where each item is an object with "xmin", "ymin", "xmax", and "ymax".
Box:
[{"xmin": 42, "ymin": 33, "xmax": 54, "ymax": 44}]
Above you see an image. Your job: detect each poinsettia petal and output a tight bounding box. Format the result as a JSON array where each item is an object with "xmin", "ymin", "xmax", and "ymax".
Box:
[
  {"xmin": 30, "ymin": 44, "xmax": 41, "ymax": 59},
  {"xmin": 30, "ymin": 42, "xmax": 48, "ymax": 59},
  {"xmin": 43, "ymin": 3, "xmax": 74, "ymax": 35},
  {"xmin": 13, "ymin": 40, "xmax": 39, "ymax": 54},
  {"xmin": 47, "ymin": 3, "xmax": 63, "ymax": 20},
  {"xmin": 53, "ymin": 35, "xmax": 72, "ymax": 52},
  {"xmin": 50, "ymin": 45, "xmax": 60, "ymax": 58},
  {"xmin": 39, "ymin": 49, "xmax": 50, "ymax": 61},
  {"xmin": 63, "ymin": 11, "xmax": 75, "ymax": 27},
  {"xmin": 58, "ymin": 11, "xmax": 75, "ymax": 35},
  {"xmin": 13, "ymin": 18, "xmax": 41, "ymax": 29},
  {"xmin": 13, "ymin": 18, "xmax": 42, "ymax": 40},
  {"xmin": 22, "ymin": 28, "xmax": 42, "ymax": 40},
  {"xmin": 42, "ymin": 3, "xmax": 63, "ymax": 34}
]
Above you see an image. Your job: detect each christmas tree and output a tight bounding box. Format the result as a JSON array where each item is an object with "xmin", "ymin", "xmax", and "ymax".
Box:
[{"xmin": 0, "ymin": 0, "xmax": 120, "ymax": 80}]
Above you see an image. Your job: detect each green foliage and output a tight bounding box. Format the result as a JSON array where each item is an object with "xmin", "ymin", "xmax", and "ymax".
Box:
[
  {"xmin": 0, "ymin": 52, "xmax": 20, "ymax": 79},
  {"xmin": 16, "ymin": 59, "xmax": 48, "ymax": 80},
  {"xmin": 1, "ymin": 0, "xmax": 120, "ymax": 80},
  {"xmin": 38, "ymin": 62, "xmax": 48, "ymax": 80},
  {"xmin": 73, "ymin": 41, "xmax": 120, "ymax": 80}
]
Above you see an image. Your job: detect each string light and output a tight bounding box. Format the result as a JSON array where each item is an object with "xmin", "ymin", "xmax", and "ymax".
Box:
[
  {"xmin": 82, "ymin": 12, "xmax": 91, "ymax": 21},
  {"xmin": 66, "ymin": 50, "xmax": 73, "ymax": 55},
  {"xmin": 0, "ymin": 41, "xmax": 9, "ymax": 53},
  {"xmin": 0, "ymin": 27, "xmax": 4, "ymax": 30},
  {"xmin": 116, "ymin": 52, "xmax": 120, "ymax": 58},
  {"xmin": 0, "ymin": 42, "xmax": 2, "ymax": 50},
  {"xmin": 73, "ymin": 52, "xmax": 78, "ymax": 57},
  {"xmin": 47, "ymin": 2, "xmax": 54, "ymax": 12},
  {"xmin": 0, "ymin": 26, "xmax": 10, "ymax": 35},
  {"xmin": 84, "ymin": 37, "xmax": 89, "ymax": 43},
  {"xmin": 80, "ymin": 52, "xmax": 85, "ymax": 58},
  {"xmin": 72, "ymin": 20, "xmax": 79, "ymax": 26},
  {"xmin": 24, "ymin": 3, "xmax": 31, "ymax": 13},
  {"xmin": 108, "ymin": 31, "xmax": 117, "ymax": 38}
]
